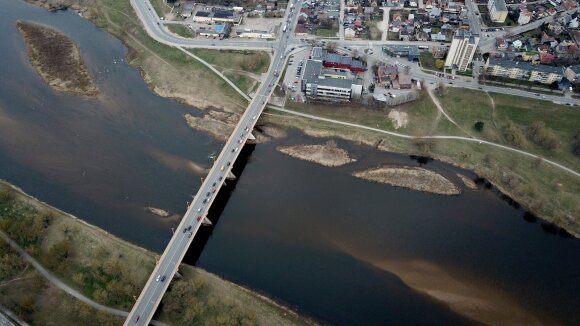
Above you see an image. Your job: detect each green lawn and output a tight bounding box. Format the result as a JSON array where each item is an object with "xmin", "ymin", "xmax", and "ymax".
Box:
[
  {"xmin": 189, "ymin": 49, "xmax": 271, "ymax": 74},
  {"xmin": 166, "ymin": 24, "xmax": 194, "ymax": 38},
  {"xmin": 420, "ymin": 52, "xmax": 442, "ymax": 71},
  {"xmin": 150, "ymin": 0, "xmax": 171, "ymax": 17},
  {"xmin": 316, "ymin": 28, "xmax": 338, "ymax": 37}
]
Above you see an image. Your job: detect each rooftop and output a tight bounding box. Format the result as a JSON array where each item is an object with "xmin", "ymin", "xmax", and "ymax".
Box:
[{"xmin": 488, "ymin": 57, "xmax": 564, "ymax": 74}]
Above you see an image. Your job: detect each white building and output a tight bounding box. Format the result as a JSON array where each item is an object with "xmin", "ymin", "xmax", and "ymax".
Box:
[
  {"xmin": 487, "ymin": 0, "xmax": 508, "ymax": 23},
  {"xmin": 445, "ymin": 29, "xmax": 479, "ymax": 72}
]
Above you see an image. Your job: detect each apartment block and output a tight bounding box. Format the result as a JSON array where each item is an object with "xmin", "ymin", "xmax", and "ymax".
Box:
[
  {"xmin": 488, "ymin": 0, "xmax": 508, "ymax": 23},
  {"xmin": 485, "ymin": 57, "xmax": 564, "ymax": 84},
  {"xmin": 445, "ymin": 29, "xmax": 480, "ymax": 72},
  {"xmin": 301, "ymin": 60, "xmax": 363, "ymax": 102}
]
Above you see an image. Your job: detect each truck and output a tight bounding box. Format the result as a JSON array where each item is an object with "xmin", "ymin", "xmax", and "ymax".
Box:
[{"xmin": 282, "ymin": 24, "xmax": 287, "ymax": 32}]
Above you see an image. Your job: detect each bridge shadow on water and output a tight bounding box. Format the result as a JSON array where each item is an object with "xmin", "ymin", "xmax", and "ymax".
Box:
[{"xmin": 181, "ymin": 142, "xmax": 257, "ymax": 266}]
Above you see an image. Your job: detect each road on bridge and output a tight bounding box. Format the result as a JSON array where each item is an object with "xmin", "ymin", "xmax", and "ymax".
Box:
[{"xmin": 124, "ymin": 1, "xmax": 303, "ymax": 325}]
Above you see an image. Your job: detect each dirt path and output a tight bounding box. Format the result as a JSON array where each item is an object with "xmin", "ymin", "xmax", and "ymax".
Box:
[
  {"xmin": 377, "ymin": 7, "xmax": 390, "ymax": 41},
  {"xmin": 485, "ymin": 91, "xmax": 500, "ymax": 129},
  {"xmin": 426, "ymin": 86, "xmax": 475, "ymax": 138},
  {"xmin": 0, "ymin": 230, "xmax": 167, "ymax": 326}
]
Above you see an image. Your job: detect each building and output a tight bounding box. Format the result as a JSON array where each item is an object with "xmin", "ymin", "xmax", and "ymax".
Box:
[
  {"xmin": 485, "ymin": 57, "xmax": 564, "ymax": 84},
  {"xmin": 301, "ymin": 60, "xmax": 363, "ymax": 101},
  {"xmin": 377, "ymin": 64, "xmax": 398, "ymax": 86},
  {"xmin": 192, "ymin": 9, "xmax": 243, "ymax": 25},
  {"xmin": 382, "ymin": 45, "xmax": 420, "ymax": 61},
  {"xmin": 564, "ymin": 65, "xmax": 580, "ymax": 82},
  {"xmin": 488, "ymin": 0, "xmax": 508, "ymax": 23},
  {"xmin": 236, "ymin": 29, "xmax": 275, "ymax": 39},
  {"xmin": 322, "ymin": 51, "xmax": 367, "ymax": 72},
  {"xmin": 445, "ymin": 29, "xmax": 479, "ymax": 72},
  {"xmin": 518, "ymin": 9, "xmax": 533, "ymax": 25},
  {"xmin": 198, "ymin": 24, "xmax": 232, "ymax": 38}
]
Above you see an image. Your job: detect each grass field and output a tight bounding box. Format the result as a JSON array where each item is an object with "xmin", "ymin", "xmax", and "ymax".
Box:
[
  {"xmin": 316, "ymin": 28, "xmax": 338, "ymax": 37},
  {"xmin": 166, "ymin": 24, "xmax": 195, "ymax": 38},
  {"xmin": 419, "ymin": 52, "xmax": 442, "ymax": 71},
  {"xmin": 189, "ymin": 48, "xmax": 271, "ymax": 74},
  {"xmin": 437, "ymin": 88, "xmax": 579, "ymax": 169}
]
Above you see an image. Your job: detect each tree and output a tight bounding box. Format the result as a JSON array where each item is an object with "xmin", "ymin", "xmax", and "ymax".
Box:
[
  {"xmin": 473, "ymin": 121, "xmax": 484, "ymax": 132},
  {"xmin": 435, "ymin": 59, "xmax": 445, "ymax": 70}
]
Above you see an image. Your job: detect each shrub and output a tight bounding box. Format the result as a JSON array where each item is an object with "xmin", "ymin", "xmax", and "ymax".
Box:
[
  {"xmin": 525, "ymin": 121, "xmax": 559, "ymax": 150},
  {"xmin": 502, "ymin": 121, "xmax": 526, "ymax": 147},
  {"xmin": 473, "ymin": 121, "xmax": 484, "ymax": 132}
]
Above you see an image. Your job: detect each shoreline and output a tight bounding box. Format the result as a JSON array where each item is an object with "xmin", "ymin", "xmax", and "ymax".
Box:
[{"xmin": 0, "ymin": 179, "xmax": 313, "ymax": 325}]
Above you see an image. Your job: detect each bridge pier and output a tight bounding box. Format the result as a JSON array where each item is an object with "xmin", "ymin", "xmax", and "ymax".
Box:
[
  {"xmin": 248, "ymin": 133, "xmax": 256, "ymax": 141},
  {"xmin": 202, "ymin": 216, "xmax": 212, "ymax": 226},
  {"xmin": 226, "ymin": 171, "xmax": 236, "ymax": 180}
]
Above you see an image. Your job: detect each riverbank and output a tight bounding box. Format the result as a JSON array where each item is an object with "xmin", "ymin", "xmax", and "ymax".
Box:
[
  {"xmin": 277, "ymin": 141, "xmax": 354, "ymax": 167},
  {"xmin": 16, "ymin": 21, "xmax": 97, "ymax": 96},
  {"xmin": 0, "ymin": 180, "xmax": 312, "ymax": 325},
  {"xmin": 353, "ymin": 166, "xmax": 460, "ymax": 195}
]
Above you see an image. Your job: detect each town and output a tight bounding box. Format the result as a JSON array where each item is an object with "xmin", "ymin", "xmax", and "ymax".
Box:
[{"xmin": 156, "ymin": 0, "xmax": 580, "ymax": 106}]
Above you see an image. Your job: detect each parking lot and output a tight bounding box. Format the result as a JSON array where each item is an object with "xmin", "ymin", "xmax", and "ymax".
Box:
[{"xmin": 282, "ymin": 49, "xmax": 310, "ymax": 102}]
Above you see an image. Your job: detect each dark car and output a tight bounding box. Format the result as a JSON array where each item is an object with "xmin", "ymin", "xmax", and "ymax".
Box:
[
  {"xmin": 160, "ymin": 275, "xmax": 166, "ymax": 282},
  {"xmin": 226, "ymin": 162, "xmax": 231, "ymax": 166},
  {"xmin": 206, "ymin": 192, "xmax": 210, "ymax": 197}
]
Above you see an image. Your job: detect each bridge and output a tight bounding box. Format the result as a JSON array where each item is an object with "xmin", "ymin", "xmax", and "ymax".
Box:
[{"xmin": 124, "ymin": 1, "xmax": 303, "ymax": 324}]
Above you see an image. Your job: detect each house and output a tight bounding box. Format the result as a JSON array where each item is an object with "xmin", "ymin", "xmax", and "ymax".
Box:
[
  {"xmin": 382, "ymin": 45, "xmax": 421, "ymax": 61},
  {"xmin": 540, "ymin": 51, "xmax": 556, "ymax": 64},
  {"xmin": 416, "ymin": 31, "xmax": 429, "ymax": 41},
  {"xmin": 431, "ymin": 32, "xmax": 447, "ymax": 42},
  {"xmin": 377, "ymin": 64, "xmax": 398, "ymax": 86},
  {"xmin": 398, "ymin": 74, "xmax": 413, "ymax": 89},
  {"xmin": 322, "ymin": 51, "xmax": 367, "ymax": 72},
  {"xmin": 518, "ymin": 9, "xmax": 533, "ymax": 25},
  {"xmin": 345, "ymin": 27, "xmax": 356, "ymax": 38}
]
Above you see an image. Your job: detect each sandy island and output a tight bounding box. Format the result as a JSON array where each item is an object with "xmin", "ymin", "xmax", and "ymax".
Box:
[
  {"xmin": 17, "ymin": 21, "xmax": 98, "ymax": 96},
  {"xmin": 353, "ymin": 166, "xmax": 460, "ymax": 195},
  {"xmin": 277, "ymin": 141, "xmax": 354, "ymax": 167}
]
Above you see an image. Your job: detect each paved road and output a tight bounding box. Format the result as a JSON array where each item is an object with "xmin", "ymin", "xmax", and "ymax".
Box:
[{"xmin": 124, "ymin": 1, "xmax": 303, "ymax": 325}]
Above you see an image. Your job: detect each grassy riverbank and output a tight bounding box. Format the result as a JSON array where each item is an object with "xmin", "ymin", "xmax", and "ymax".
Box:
[
  {"xmin": 262, "ymin": 95, "xmax": 580, "ymax": 237},
  {"xmin": 16, "ymin": 21, "xmax": 97, "ymax": 96},
  {"xmin": 0, "ymin": 180, "xmax": 311, "ymax": 325}
]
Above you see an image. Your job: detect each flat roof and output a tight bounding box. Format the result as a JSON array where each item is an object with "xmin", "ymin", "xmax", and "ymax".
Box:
[
  {"xmin": 492, "ymin": 0, "xmax": 508, "ymax": 12},
  {"xmin": 488, "ymin": 57, "xmax": 563, "ymax": 74}
]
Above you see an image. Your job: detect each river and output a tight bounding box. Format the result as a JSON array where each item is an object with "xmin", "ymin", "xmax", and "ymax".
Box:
[{"xmin": 0, "ymin": 1, "xmax": 579, "ymax": 325}]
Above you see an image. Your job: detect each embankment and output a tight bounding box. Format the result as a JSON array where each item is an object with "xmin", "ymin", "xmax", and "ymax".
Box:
[
  {"xmin": 0, "ymin": 180, "xmax": 312, "ymax": 326},
  {"xmin": 16, "ymin": 21, "xmax": 98, "ymax": 96}
]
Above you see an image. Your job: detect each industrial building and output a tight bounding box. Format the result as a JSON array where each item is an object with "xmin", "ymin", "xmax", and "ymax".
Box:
[{"xmin": 301, "ymin": 60, "xmax": 363, "ymax": 102}]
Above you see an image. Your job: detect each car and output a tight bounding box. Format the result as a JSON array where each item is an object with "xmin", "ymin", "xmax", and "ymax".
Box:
[
  {"xmin": 160, "ymin": 275, "xmax": 166, "ymax": 282},
  {"xmin": 226, "ymin": 161, "xmax": 231, "ymax": 166},
  {"xmin": 535, "ymin": 93, "xmax": 540, "ymax": 96},
  {"xmin": 156, "ymin": 275, "xmax": 161, "ymax": 282},
  {"xmin": 238, "ymin": 139, "xmax": 243, "ymax": 144},
  {"xmin": 187, "ymin": 232, "xmax": 192, "ymax": 238},
  {"xmin": 252, "ymin": 115, "xmax": 256, "ymax": 120},
  {"xmin": 134, "ymin": 316, "xmax": 140, "ymax": 323},
  {"xmin": 231, "ymin": 148, "xmax": 236, "ymax": 153},
  {"xmin": 197, "ymin": 215, "xmax": 202, "ymax": 221},
  {"xmin": 197, "ymin": 207, "xmax": 202, "ymax": 212},
  {"xmin": 206, "ymin": 192, "xmax": 210, "ymax": 197},
  {"xmin": 220, "ymin": 165, "xmax": 225, "ymax": 171},
  {"xmin": 212, "ymin": 182, "xmax": 217, "ymax": 187},
  {"xmin": 212, "ymin": 188, "xmax": 217, "ymax": 193},
  {"xmin": 244, "ymin": 126, "xmax": 250, "ymax": 131},
  {"xmin": 203, "ymin": 199, "xmax": 208, "ymax": 203},
  {"xmin": 218, "ymin": 176, "xmax": 223, "ymax": 181}
]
